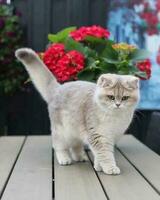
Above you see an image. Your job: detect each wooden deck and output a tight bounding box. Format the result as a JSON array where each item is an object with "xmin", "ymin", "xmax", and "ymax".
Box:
[{"xmin": 0, "ymin": 135, "xmax": 159, "ymax": 200}]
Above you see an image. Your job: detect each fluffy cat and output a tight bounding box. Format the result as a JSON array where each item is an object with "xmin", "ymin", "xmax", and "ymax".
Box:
[{"xmin": 15, "ymin": 48, "xmax": 140, "ymax": 175}]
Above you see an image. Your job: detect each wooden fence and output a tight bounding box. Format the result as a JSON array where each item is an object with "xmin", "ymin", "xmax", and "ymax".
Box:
[
  {"xmin": 13, "ymin": 0, "xmax": 108, "ymax": 51},
  {"xmin": 1, "ymin": 0, "xmax": 108, "ymax": 135}
]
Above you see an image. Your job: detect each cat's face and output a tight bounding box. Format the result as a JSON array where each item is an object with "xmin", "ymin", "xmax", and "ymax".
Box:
[{"xmin": 95, "ymin": 74, "xmax": 140, "ymax": 111}]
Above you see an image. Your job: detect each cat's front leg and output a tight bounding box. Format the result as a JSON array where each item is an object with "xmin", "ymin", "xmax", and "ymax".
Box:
[
  {"xmin": 88, "ymin": 134, "xmax": 120, "ymax": 175},
  {"xmin": 94, "ymin": 151, "xmax": 120, "ymax": 175}
]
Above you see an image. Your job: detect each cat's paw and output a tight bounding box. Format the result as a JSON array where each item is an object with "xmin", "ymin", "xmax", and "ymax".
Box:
[
  {"xmin": 102, "ymin": 165, "xmax": 121, "ymax": 175},
  {"xmin": 72, "ymin": 152, "xmax": 88, "ymax": 162},
  {"xmin": 56, "ymin": 151, "xmax": 72, "ymax": 165},
  {"xmin": 58, "ymin": 157, "xmax": 72, "ymax": 165},
  {"xmin": 94, "ymin": 163, "xmax": 102, "ymax": 172}
]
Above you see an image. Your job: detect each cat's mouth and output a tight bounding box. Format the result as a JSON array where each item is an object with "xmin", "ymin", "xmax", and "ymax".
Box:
[{"xmin": 113, "ymin": 106, "xmax": 122, "ymax": 110}]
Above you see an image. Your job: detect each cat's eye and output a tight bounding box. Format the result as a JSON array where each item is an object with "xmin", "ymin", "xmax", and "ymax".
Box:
[
  {"xmin": 122, "ymin": 96, "xmax": 130, "ymax": 101},
  {"xmin": 107, "ymin": 95, "xmax": 115, "ymax": 100}
]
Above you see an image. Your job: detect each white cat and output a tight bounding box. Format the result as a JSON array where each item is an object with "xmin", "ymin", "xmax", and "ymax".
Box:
[{"xmin": 15, "ymin": 48, "xmax": 140, "ymax": 175}]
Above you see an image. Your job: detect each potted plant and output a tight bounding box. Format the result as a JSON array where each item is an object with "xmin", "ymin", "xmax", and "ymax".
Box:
[{"xmin": 39, "ymin": 25, "xmax": 151, "ymax": 83}]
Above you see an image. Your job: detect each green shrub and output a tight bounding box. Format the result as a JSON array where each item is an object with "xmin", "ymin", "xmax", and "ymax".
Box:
[{"xmin": 0, "ymin": 3, "xmax": 27, "ymax": 95}]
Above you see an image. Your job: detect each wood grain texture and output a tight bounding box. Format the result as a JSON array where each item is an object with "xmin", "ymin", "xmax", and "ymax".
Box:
[
  {"xmin": 1, "ymin": 136, "xmax": 52, "ymax": 200},
  {"xmin": 88, "ymin": 148, "xmax": 160, "ymax": 200},
  {"xmin": 0, "ymin": 136, "xmax": 25, "ymax": 197},
  {"xmin": 54, "ymin": 153, "xmax": 107, "ymax": 200},
  {"xmin": 117, "ymin": 135, "xmax": 160, "ymax": 194}
]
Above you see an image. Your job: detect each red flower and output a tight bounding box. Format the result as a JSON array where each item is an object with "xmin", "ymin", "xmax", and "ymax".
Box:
[
  {"xmin": 141, "ymin": 12, "xmax": 158, "ymax": 25},
  {"xmin": 140, "ymin": 12, "xmax": 159, "ymax": 35},
  {"xmin": 43, "ymin": 43, "xmax": 65, "ymax": 67},
  {"xmin": 43, "ymin": 44, "xmax": 85, "ymax": 82},
  {"xmin": 136, "ymin": 59, "xmax": 151, "ymax": 80},
  {"xmin": 70, "ymin": 25, "xmax": 110, "ymax": 41}
]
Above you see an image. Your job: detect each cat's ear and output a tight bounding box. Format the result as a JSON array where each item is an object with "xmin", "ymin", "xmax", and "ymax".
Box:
[
  {"xmin": 127, "ymin": 77, "xmax": 139, "ymax": 89},
  {"xmin": 97, "ymin": 74, "xmax": 115, "ymax": 88}
]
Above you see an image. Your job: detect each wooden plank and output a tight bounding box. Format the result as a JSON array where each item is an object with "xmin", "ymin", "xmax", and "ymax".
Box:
[
  {"xmin": 2, "ymin": 136, "xmax": 52, "ymax": 200},
  {"xmin": 90, "ymin": 0, "xmax": 107, "ymax": 26},
  {"xmin": 66, "ymin": 0, "xmax": 90, "ymax": 26},
  {"xmin": 0, "ymin": 136, "xmax": 25, "ymax": 197},
  {"xmin": 54, "ymin": 153, "xmax": 107, "ymax": 200},
  {"xmin": 52, "ymin": 0, "xmax": 68, "ymax": 33},
  {"xmin": 88, "ymin": 149, "xmax": 160, "ymax": 200},
  {"xmin": 117, "ymin": 135, "xmax": 160, "ymax": 194},
  {"xmin": 30, "ymin": 0, "xmax": 51, "ymax": 51}
]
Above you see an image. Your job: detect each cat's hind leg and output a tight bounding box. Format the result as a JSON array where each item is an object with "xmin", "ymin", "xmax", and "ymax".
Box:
[
  {"xmin": 70, "ymin": 144, "xmax": 88, "ymax": 162},
  {"xmin": 52, "ymin": 131, "xmax": 72, "ymax": 165},
  {"xmin": 55, "ymin": 149, "xmax": 72, "ymax": 165}
]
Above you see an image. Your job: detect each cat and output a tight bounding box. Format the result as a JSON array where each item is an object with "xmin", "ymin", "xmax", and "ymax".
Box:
[{"xmin": 15, "ymin": 48, "xmax": 140, "ymax": 175}]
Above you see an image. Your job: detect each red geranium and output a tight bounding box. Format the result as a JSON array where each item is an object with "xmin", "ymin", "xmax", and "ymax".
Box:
[
  {"xmin": 136, "ymin": 59, "xmax": 151, "ymax": 79},
  {"xmin": 43, "ymin": 43, "xmax": 65, "ymax": 67},
  {"xmin": 70, "ymin": 25, "xmax": 110, "ymax": 42},
  {"xmin": 43, "ymin": 44, "xmax": 85, "ymax": 82}
]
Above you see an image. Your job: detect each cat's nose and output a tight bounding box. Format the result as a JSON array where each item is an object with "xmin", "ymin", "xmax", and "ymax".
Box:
[{"xmin": 116, "ymin": 103, "xmax": 120, "ymax": 107}]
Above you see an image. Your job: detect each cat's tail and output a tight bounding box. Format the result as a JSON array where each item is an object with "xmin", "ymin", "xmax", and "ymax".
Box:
[{"xmin": 15, "ymin": 48, "xmax": 59, "ymax": 102}]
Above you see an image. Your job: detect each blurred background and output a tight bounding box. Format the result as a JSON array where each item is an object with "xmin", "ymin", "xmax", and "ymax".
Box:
[{"xmin": 0, "ymin": 0, "xmax": 160, "ymax": 154}]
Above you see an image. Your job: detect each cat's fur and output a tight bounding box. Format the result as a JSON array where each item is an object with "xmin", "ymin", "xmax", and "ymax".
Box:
[{"xmin": 15, "ymin": 48, "xmax": 140, "ymax": 175}]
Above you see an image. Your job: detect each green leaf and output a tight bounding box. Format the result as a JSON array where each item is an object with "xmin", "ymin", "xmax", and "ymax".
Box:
[
  {"xmin": 130, "ymin": 49, "xmax": 151, "ymax": 61},
  {"xmin": 128, "ymin": 64, "xmax": 140, "ymax": 73},
  {"xmin": 101, "ymin": 41, "xmax": 118, "ymax": 60},
  {"xmin": 48, "ymin": 26, "xmax": 76, "ymax": 43},
  {"xmin": 85, "ymin": 36, "xmax": 107, "ymax": 44},
  {"xmin": 134, "ymin": 71, "xmax": 147, "ymax": 78},
  {"xmin": 57, "ymin": 26, "xmax": 76, "ymax": 39},
  {"xmin": 85, "ymin": 57, "xmax": 95, "ymax": 66},
  {"xmin": 64, "ymin": 38, "xmax": 86, "ymax": 54},
  {"xmin": 48, "ymin": 34, "xmax": 59, "ymax": 43},
  {"xmin": 99, "ymin": 60, "xmax": 117, "ymax": 73},
  {"xmin": 77, "ymin": 69, "xmax": 95, "ymax": 81},
  {"xmin": 102, "ymin": 57, "xmax": 120, "ymax": 64},
  {"xmin": 83, "ymin": 47, "xmax": 97, "ymax": 58},
  {"xmin": 84, "ymin": 38, "xmax": 115, "ymax": 56}
]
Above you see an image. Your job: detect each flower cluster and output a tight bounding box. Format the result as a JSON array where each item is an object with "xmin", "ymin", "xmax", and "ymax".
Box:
[
  {"xmin": 70, "ymin": 25, "xmax": 110, "ymax": 41},
  {"xmin": 134, "ymin": 0, "xmax": 160, "ymax": 35},
  {"xmin": 136, "ymin": 59, "xmax": 151, "ymax": 79},
  {"xmin": 43, "ymin": 44, "xmax": 84, "ymax": 82},
  {"xmin": 112, "ymin": 43, "xmax": 137, "ymax": 52},
  {"xmin": 140, "ymin": 12, "xmax": 159, "ymax": 35}
]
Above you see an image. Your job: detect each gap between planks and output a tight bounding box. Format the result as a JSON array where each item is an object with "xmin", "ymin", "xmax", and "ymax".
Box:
[
  {"xmin": 117, "ymin": 135, "xmax": 160, "ymax": 195},
  {"xmin": 0, "ymin": 136, "xmax": 26, "ymax": 199},
  {"xmin": 1, "ymin": 136, "xmax": 52, "ymax": 200},
  {"xmin": 88, "ymin": 146, "xmax": 160, "ymax": 200}
]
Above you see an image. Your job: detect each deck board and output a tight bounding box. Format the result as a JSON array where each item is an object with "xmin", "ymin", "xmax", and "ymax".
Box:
[
  {"xmin": 88, "ymin": 148, "xmax": 160, "ymax": 200},
  {"xmin": 1, "ymin": 135, "xmax": 160, "ymax": 200},
  {"xmin": 0, "ymin": 136, "xmax": 25, "ymax": 197},
  {"xmin": 1, "ymin": 136, "xmax": 52, "ymax": 200},
  {"xmin": 54, "ymin": 153, "xmax": 107, "ymax": 200},
  {"xmin": 117, "ymin": 135, "xmax": 160, "ymax": 194}
]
